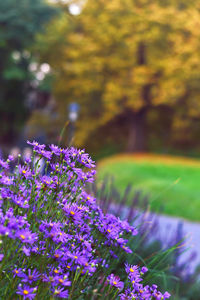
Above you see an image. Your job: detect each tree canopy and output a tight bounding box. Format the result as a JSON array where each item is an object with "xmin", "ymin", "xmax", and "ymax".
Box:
[{"xmin": 32, "ymin": 0, "xmax": 200, "ymax": 152}]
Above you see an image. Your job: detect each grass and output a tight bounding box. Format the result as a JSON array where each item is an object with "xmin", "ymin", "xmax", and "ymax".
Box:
[{"xmin": 97, "ymin": 154, "xmax": 200, "ymax": 222}]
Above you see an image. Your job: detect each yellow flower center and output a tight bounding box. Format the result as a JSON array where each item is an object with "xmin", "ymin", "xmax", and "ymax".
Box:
[
  {"xmin": 23, "ymin": 290, "xmax": 29, "ymax": 295},
  {"xmin": 130, "ymin": 268, "xmax": 134, "ymax": 273},
  {"xmin": 107, "ymin": 229, "xmax": 111, "ymax": 233},
  {"xmin": 59, "ymin": 279, "xmax": 64, "ymax": 283},
  {"xmin": 113, "ymin": 281, "xmax": 117, "ymax": 285},
  {"xmin": 22, "ymin": 170, "xmax": 26, "ymax": 174},
  {"xmin": 67, "ymin": 265, "xmax": 71, "ymax": 269},
  {"xmin": 74, "ymin": 255, "xmax": 78, "ymax": 259},
  {"xmin": 70, "ymin": 211, "xmax": 75, "ymax": 215},
  {"xmin": 20, "ymin": 234, "xmax": 25, "ymax": 240},
  {"xmin": 54, "ymin": 269, "xmax": 59, "ymax": 274}
]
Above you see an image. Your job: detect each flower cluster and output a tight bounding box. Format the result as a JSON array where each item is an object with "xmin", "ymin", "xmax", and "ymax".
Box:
[{"xmin": 0, "ymin": 141, "xmax": 170, "ymax": 299}]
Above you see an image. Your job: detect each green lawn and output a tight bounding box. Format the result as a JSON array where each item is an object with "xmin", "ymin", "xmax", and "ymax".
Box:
[{"xmin": 97, "ymin": 154, "xmax": 200, "ymax": 222}]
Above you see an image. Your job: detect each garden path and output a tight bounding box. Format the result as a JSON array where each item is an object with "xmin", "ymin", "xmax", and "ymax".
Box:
[{"xmin": 109, "ymin": 204, "xmax": 200, "ymax": 273}]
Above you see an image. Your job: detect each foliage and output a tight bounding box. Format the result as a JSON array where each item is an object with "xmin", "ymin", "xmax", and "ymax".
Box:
[
  {"xmin": 0, "ymin": 0, "xmax": 57, "ymax": 145},
  {"xmin": 0, "ymin": 141, "xmax": 171, "ymax": 299},
  {"xmin": 32, "ymin": 0, "xmax": 200, "ymax": 152}
]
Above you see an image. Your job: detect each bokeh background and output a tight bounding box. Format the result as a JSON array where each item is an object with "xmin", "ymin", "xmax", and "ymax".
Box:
[{"xmin": 2, "ymin": 0, "xmax": 200, "ymax": 156}]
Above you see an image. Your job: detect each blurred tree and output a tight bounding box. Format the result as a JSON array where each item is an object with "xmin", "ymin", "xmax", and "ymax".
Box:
[
  {"xmin": 0, "ymin": 0, "xmax": 57, "ymax": 145},
  {"xmin": 35, "ymin": 0, "xmax": 200, "ymax": 152}
]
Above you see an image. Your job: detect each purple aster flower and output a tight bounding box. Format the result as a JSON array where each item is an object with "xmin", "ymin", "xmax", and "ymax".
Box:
[
  {"xmin": 17, "ymin": 165, "xmax": 33, "ymax": 178},
  {"xmin": 75, "ymin": 150, "xmax": 95, "ymax": 168},
  {"xmin": 53, "ymin": 287, "xmax": 69, "ymax": 298},
  {"xmin": 21, "ymin": 269, "xmax": 40, "ymax": 284},
  {"xmin": 107, "ymin": 274, "xmax": 124, "ymax": 290},
  {"xmin": 0, "ymin": 159, "xmax": 9, "ymax": 170},
  {"xmin": 12, "ymin": 195, "xmax": 29, "ymax": 208},
  {"xmin": 120, "ymin": 288, "xmax": 136, "ymax": 300},
  {"xmin": 140, "ymin": 266, "xmax": 148, "ymax": 275},
  {"xmin": 121, "ymin": 245, "xmax": 132, "ymax": 254},
  {"xmin": 0, "ymin": 175, "xmax": 14, "ymax": 185},
  {"xmin": 0, "ymin": 254, "xmax": 4, "ymax": 261},
  {"xmin": 16, "ymin": 229, "xmax": 38, "ymax": 244},
  {"xmin": 0, "ymin": 225, "xmax": 9, "ymax": 236},
  {"xmin": 125, "ymin": 263, "xmax": 140, "ymax": 277},
  {"xmin": 27, "ymin": 140, "xmax": 45, "ymax": 151},
  {"xmin": 63, "ymin": 203, "xmax": 85, "ymax": 223},
  {"xmin": 67, "ymin": 250, "xmax": 87, "ymax": 265},
  {"xmin": 151, "ymin": 285, "xmax": 171, "ymax": 300},
  {"xmin": 49, "ymin": 228, "xmax": 68, "ymax": 243},
  {"xmin": 13, "ymin": 268, "xmax": 24, "ymax": 278},
  {"xmin": 0, "ymin": 187, "xmax": 13, "ymax": 199},
  {"xmin": 53, "ymin": 249, "xmax": 64, "ymax": 260},
  {"xmin": 37, "ymin": 149, "xmax": 52, "ymax": 160},
  {"xmin": 49, "ymin": 144, "xmax": 64, "ymax": 156},
  {"xmin": 162, "ymin": 292, "xmax": 171, "ymax": 299},
  {"xmin": 16, "ymin": 285, "xmax": 37, "ymax": 299},
  {"xmin": 22, "ymin": 246, "xmax": 31, "ymax": 256},
  {"xmin": 53, "ymin": 275, "xmax": 71, "ymax": 287}
]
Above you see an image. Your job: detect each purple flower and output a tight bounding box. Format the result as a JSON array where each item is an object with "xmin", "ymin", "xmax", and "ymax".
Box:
[
  {"xmin": 0, "ymin": 159, "xmax": 9, "ymax": 170},
  {"xmin": 53, "ymin": 287, "xmax": 69, "ymax": 298},
  {"xmin": 53, "ymin": 275, "xmax": 71, "ymax": 287},
  {"xmin": 68, "ymin": 250, "xmax": 87, "ymax": 265},
  {"xmin": 22, "ymin": 246, "xmax": 31, "ymax": 256},
  {"xmin": 27, "ymin": 140, "xmax": 45, "ymax": 151},
  {"xmin": 140, "ymin": 266, "xmax": 148, "ymax": 275},
  {"xmin": 49, "ymin": 144, "xmax": 64, "ymax": 156},
  {"xmin": 16, "ymin": 285, "xmax": 37, "ymax": 299},
  {"xmin": 16, "ymin": 229, "xmax": 38, "ymax": 244},
  {"xmin": 13, "ymin": 268, "xmax": 24, "ymax": 278},
  {"xmin": 125, "ymin": 264, "xmax": 140, "ymax": 277},
  {"xmin": 12, "ymin": 195, "xmax": 29, "ymax": 208},
  {"xmin": 21, "ymin": 269, "xmax": 40, "ymax": 284},
  {"xmin": 63, "ymin": 203, "xmax": 85, "ymax": 223},
  {"xmin": 37, "ymin": 149, "xmax": 52, "ymax": 160},
  {"xmin": 120, "ymin": 288, "xmax": 136, "ymax": 300},
  {"xmin": 107, "ymin": 274, "xmax": 124, "ymax": 290},
  {"xmin": 0, "ymin": 175, "xmax": 14, "ymax": 185},
  {"xmin": 18, "ymin": 165, "xmax": 33, "ymax": 179},
  {"xmin": 0, "ymin": 141, "xmax": 171, "ymax": 299},
  {"xmin": 151, "ymin": 285, "xmax": 171, "ymax": 299}
]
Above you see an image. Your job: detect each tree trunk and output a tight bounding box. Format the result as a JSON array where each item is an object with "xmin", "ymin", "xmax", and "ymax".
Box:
[{"xmin": 126, "ymin": 109, "xmax": 147, "ymax": 152}]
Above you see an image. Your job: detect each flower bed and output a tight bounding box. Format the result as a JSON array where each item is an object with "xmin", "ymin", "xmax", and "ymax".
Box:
[{"xmin": 0, "ymin": 141, "xmax": 170, "ymax": 299}]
